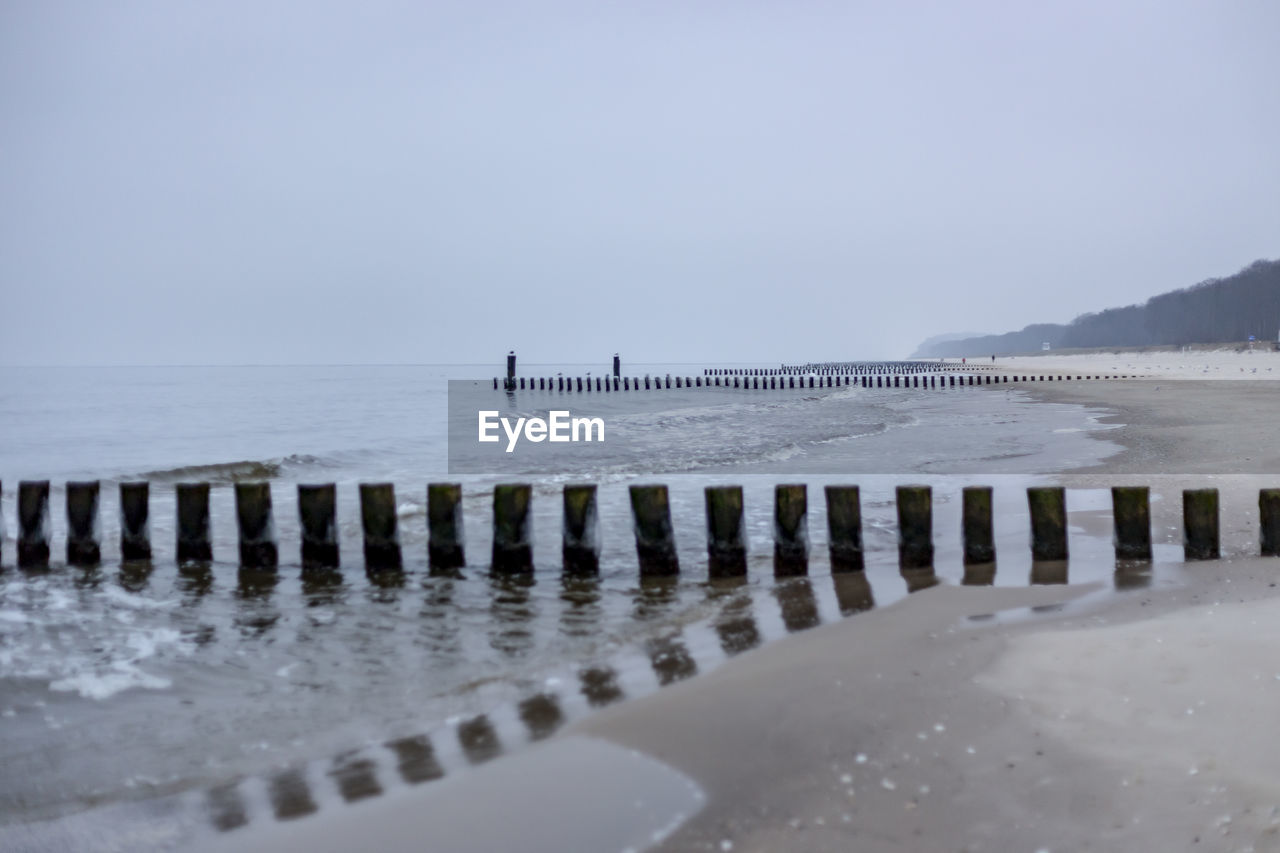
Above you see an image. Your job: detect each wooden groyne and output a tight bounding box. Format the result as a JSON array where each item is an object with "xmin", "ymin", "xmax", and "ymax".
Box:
[{"xmin": 4, "ymin": 479, "xmax": 1277, "ymax": 573}]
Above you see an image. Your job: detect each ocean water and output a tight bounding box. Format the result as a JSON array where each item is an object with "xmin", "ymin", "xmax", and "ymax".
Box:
[{"xmin": 0, "ymin": 363, "xmax": 1151, "ymax": 847}]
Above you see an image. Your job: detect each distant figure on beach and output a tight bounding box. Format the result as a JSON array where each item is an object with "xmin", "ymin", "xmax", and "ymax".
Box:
[
  {"xmin": 962, "ymin": 357, "xmax": 966, "ymax": 364},
  {"xmin": 991, "ymin": 354, "xmax": 995, "ymax": 363}
]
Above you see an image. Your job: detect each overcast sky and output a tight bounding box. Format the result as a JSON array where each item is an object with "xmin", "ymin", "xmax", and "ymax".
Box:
[{"xmin": 2, "ymin": 0, "xmax": 1277, "ymax": 366}]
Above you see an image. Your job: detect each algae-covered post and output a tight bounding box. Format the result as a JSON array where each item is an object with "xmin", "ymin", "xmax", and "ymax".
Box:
[
  {"xmin": 705, "ymin": 485, "xmax": 746, "ymax": 578},
  {"xmin": 235, "ymin": 482, "xmax": 278, "ymax": 569},
  {"xmin": 961, "ymin": 486, "xmax": 995, "ymax": 565},
  {"xmin": 298, "ymin": 484, "xmax": 339, "ymax": 569},
  {"xmin": 1026, "ymin": 487, "xmax": 1068, "ymax": 562},
  {"xmin": 562, "ymin": 484, "xmax": 600, "ymax": 574},
  {"xmin": 427, "ymin": 483, "xmax": 466, "ymax": 570},
  {"xmin": 492, "ymin": 483, "xmax": 533, "ymax": 573},
  {"xmin": 896, "ymin": 485, "xmax": 933, "ymax": 570},
  {"xmin": 1111, "ymin": 486, "xmax": 1152, "ymax": 562},
  {"xmin": 66, "ymin": 480, "xmax": 101, "ymax": 567},
  {"xmin": 120, "ymin": 481, "xmax": 151, "ymax": 562},
  {"xmin": 773, "ymin": 484, "xmax": 808, "ymax": 577},
  {"xmin": 359, "ymin": 483, "xmax": 402, "ymax": 571},
  {"xmin": 176, "ymin": 482, "xmax": 213, "ymax": 563},
  {"xmin": 629, "ymin": 484, "xmax": 678, "ymax": 576},
  {"xmin": 18, "ymin": 480, "xmax": 51, "ymax": 568},
  {"xmin": 825, "ymin": 485, "xmax": 864, "ymax": 572},
  {"xmin": 1182, "ymin": 488, "xmax": 1220, "ymax": 560}
]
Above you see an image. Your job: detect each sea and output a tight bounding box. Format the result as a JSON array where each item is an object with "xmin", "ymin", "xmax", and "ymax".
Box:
[{"xmin": 0, "ymin": 362, "xmax": 1178, "ymax": 849}]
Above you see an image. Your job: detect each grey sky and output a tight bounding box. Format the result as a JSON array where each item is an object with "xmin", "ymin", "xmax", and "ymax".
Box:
[{"xmin": 2, "ymin": 0, "xmax": 1277, "ymax": 366}]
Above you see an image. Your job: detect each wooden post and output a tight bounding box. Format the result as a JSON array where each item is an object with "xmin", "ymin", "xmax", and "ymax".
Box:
[
  {"xmin": 360, "ymin": 483, "xmax": 402, "ymax": 571},
  {"xmin": 896, "ymin": 485, "xmax": 933, "ymax": 569},
  {"xmin": 705, "ymin": 485, "xmax": 746, "ymax": 578},
  {"xmin": 962, "ymin": 486, "xmax": 994, "ymax": 564},
  {"xmin": 825, "ymin": 485, "xmax": 863, "ymax": 572},
  {"xmin": 1183, "ymin": 488, "xmax": 1219, "ymax": 560},
  {"xmin": 427, "ymin": 483, "xmax": 465, "ymax": 570},
  {"xmin": 492, "ymin": 484, "xmax": 533, "ymax": 573},
  {"xmin": 176, "ymin": 482, "xmax": 213, "ymax": 563},
  {"xmin": 1111, "ymin": 486, "xmax": 1152, "ymax": 562},
  {"xmin": 65, "ymin": 480, "xmax": 101, "ymax": 566},
  {"xmin": 562, "ymin": 484, "xmax": 599, "ymax": 573},
  {"xmin": 17, "ymin": 480, "xmax": 51, "ymax": 568},
  {"xmin": 629, "ymin": 485, "xmax": 678, "ymax": 576},
  {"xmin": 120, "ymin": 482, "xmax": 151, "ymax": 562},
  {"xmin": 1261, "ymin": 488, "xmax": 1280, "ymax": 557},
  {"xmin": 506, "ymin": 351, "xmax": 516, "ymax": 390},
  {"xmin": 613, "ymin": 354, "xmax": 620, "ymax": 378},
  {"xmin": 1027, "ymin": 487, "xmax": 1068, "ymax": 561},
  {"xmin": 298, "ymin": 483, "xmax": 339, "ymax": 569},
  {"xmin": 774, "ymin": 484, "xmax": 808, "ymax": 576},
  {"xmin": 235, "ymin": 482, "xmax": 278, "ymax": 569}
]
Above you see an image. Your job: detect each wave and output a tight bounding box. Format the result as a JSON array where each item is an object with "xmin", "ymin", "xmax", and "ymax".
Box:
[{"xmin": 136, "ymin": 453, "xmax": 340, "ymax": 484}]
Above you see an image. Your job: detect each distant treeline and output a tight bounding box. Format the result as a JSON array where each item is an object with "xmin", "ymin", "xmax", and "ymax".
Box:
[{"xmin": 911, "ymin": 259, "xmax": 1280, "ymax": 357}]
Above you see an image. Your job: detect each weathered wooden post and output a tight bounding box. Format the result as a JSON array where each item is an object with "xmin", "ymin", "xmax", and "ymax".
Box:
[
  {"xmin": 1261, "ymin": 489, "xmax": 1280, "ymax": 557},
  {"xmin": 562, "ymin": 484, "xmax": 599, "ymax": 573},
  {"xmin": 18, "ymin": 480, "xmax": 51, "ymax": 568},
  {"xmin": 613, "ymin": 354, "xmax": 620, "ymax": 378},
  {"xmin": 428, "ymin": 483, "xmax": 465, "ymax": 569},
  {"xmin": 492, "ymin": 483, "xmax": 533, "ymax": 573},
  {"xmin": 705, "ymin": 485, "xmax": 746, "ymax": 578},
  {"xmin": 359, "ymin": 483, "xmax": 402, "ymax": 571},
  {"xmin": 629, "ymin": 485, "xmax": 678, "ymax": 576},
  {"xmin": 962, "ymin": 486, "xmax": 995, "ymax": 564},
  {"xmin": 506, "ymin": 351, "xmax": 516, "ymax": 390},
  {"xmin": 120, "ymin": 482, "xmax": 151, "ymax": 561},
  {"xmin": 235, "ymin": 482, "xmax": 278, "ymax": 569},
  {"xmin": 825, "ymin": 485, "xmax": 864, "ymax": 572},
  {"xmin": 298, "ymin": 484, "xmax": 339, "ymax": 569},
  {"xmin": 1112, "ymin": 486, "xmax": 1152, "ymax": 562},
  {"xmin": 896, "ymin": 485, "xmax": 933, "ymax": 569},
  {"xmin": 65, "ymin": 481, "xmax": 101, "ymax": 566},
  {"xmin": 774, "ymin": 484, "xmax": 808, "ymax": 576},
  {"xmin": 1183, "ymin": 488, "xmax": 1219, "ymax": 560},
  {"xmin": 1027, "ymin": 487, "xmax": 1068, "ymax": 561},
  {"xmin": 176, "ymin": 482, "xmax": 213, "ymax": 562}
]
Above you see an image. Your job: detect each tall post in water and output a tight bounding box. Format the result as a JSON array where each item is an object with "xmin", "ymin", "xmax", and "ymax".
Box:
[
  {"xmin": 298, "ymin": 484, "xmax": 339, "ymax": 569},
  {"xmin": 1027, "ymin": 487, "xmax": 1068, "ymax": 561},
  {"xmin": 825, "ymin": 485, "xmax": 864, "ymax": 572},
  {"xmin": 1111, "ymin": 486, "xmax": 1152, "ymax": 562},
  {"xmin": 629, "ymin": 485, "xmax": 678, "ymax": 576},
  {"xmin": 176, "ymin": 482, "xmax": 213, "ymax": 562},
  {"xmin": 774, "ymin": 484, "xmax": 808, "ymax": 576},
  {"xmin": 896, "ymin": 485, "xmax": 933, "ymax": 569},
  {"xmin": 18, "ymin": 480, "xmax": 51, "ymax": 568},
  {"xmin": 562, "ymin": 484, "xmax": 599, "ymax": 573},
  {"xmin": 705, "ymin": 485, "xmax": 746, "ymax": 578},
  {"xmin": 235, "ymin": 482, "xmax": 278, "ymax": 569},
  {"xmin": 506, "ymin": 350, "xmax": 517, "ymax": 391},
  {"xmin": 428, "ymin": 483, "xmax": 466, "ymax": 570},
  {"xmin": 360, "ymin": 483, "xmax": 402, "ymax": 571},
  {"xmin": 1261, "ymin": 489, "xmax": 1280, "ymax": 557},
  {"xmin": 65, "ymin": 481, "xmax": 101, "ymax": 566},
  {"xmin": 613, "ymin": 354, "xmax": 621, "ymax": 379},
  {"xmin": 120, "ymin": 482, "xmax": 151, "ymax": 561},
  {"xmin": 492, "ymin": 484, "xmax": 533, "ymax": 573},
  {"xmin": 1182, "ymin": 488, "xmax": 1219, "ymax": 560},
  {"xmin": 962, "ymin": 486, "xmax": 995, "ymax": 564}
]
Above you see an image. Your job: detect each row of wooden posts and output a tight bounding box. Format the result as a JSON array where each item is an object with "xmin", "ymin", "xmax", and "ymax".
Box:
[
  {"xmin": 495, "ymin": 373, "xmax": 1133, "ymax": 392},
  {"xmin": 713, "ymin": 363, "xmax": 993, "ymax": 376},
  {"xmin": 5, "ymin": 480, "xmax": 1280, "ymax": 575}
]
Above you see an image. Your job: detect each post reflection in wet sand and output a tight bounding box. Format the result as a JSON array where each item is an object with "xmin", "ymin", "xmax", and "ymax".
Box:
[
  {"xmin": 419, "ymin": 576, "xmax": 463, "ymax": 660},
  {"xmin": 489, "ymin": 573, "xmax": 536, "ymax": 657},
  {"xmin": 1031, "ymin": 560, "xmax": 1069, "ymax": 585},
  {"xmin": 707, "ymin": 578, "xmax": 761, "ymax": 657},
  {"xmin": 900, "ymin": 567, "xmax": 940, "ymax": 594},
  {"xmin": 578, "ymin": 666, "xmax": 625, "ymax": 707},
  {"xmin": 385, "ymin": 734, "xmax": 445, "ymax": 785},
  {"xmin": 645, "ymin": 634, "xmax": 698, "ymax": 685},
  {"xmin": 773, "ymin": 577, "xmax": 821, "ymax": 633},
  {"xmin": 73, "ymin": 566, "xmax": 104, "ymax": 591},
  {"xmin": 117, "ymin": 562, "xmax": 153, "ymax": 593},
  {"xmin": 962, "ymin": 562, "xmax": 997, "ymax": 586},
  {"xmin": 235, "ymin": 569, "xmax": 281, "ymax": 639},
  {"xmin": 206, "ymin": 780, "xmax": 248, "ymax": 832},
  {"xmin": 268, "ymin": 768, "xmax": 318, "ymax": 820},
  {"xmin": 558, "ymin": 574, "xmax": 602, "ymax": 639},
  {"xmin": 518, "ymin": 693, "xmax": 565, "ymax": 741},
  {"xmin": 831, "ymin": 571, "xmax": 876, "ymax": 616},
  {"xmin": 300, "ymin": 569, "xmax": 345, "ymax": 605},
  {"xmin": 457, "ymin": 715, "xmax": 503, "ymax": 765},
  {"xmin": 1114, "ymin": 561, "xmax": 1153, "ymax": 589},
  {"xmin": 176, "ymin": 563, "xmax": 214, "ymax": 604},
  {"xmin": 328, "ymin": 750, "xmax": 384, "ymax": 803},
  {"xmin": 631, "ymin": 576, "xmax": 678, "ymax": 623}
]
